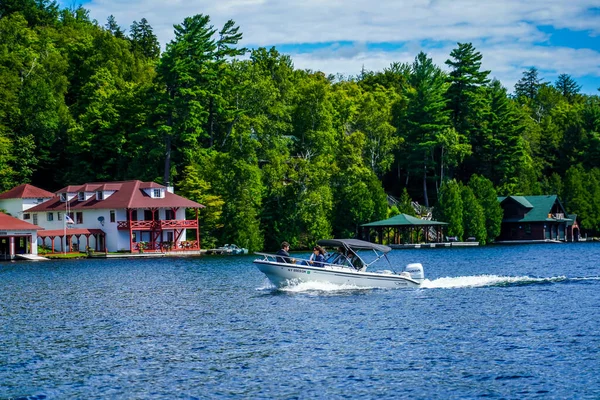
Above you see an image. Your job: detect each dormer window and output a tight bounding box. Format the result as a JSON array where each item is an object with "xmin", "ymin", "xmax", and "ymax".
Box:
[
  {"xmin": 60, "ymin": 193, "xmax": 67, "ymax": 202},
  {"xmin": 153, "ymin": 188, "xmax": 162, "ymax": 198},
  {"xmin": 78, "ymin": 192, "xmax": 85, "ymax": 201},
  {"xmin": 97, "ymin": 191, "xmax": 104, "ymax": 200}
]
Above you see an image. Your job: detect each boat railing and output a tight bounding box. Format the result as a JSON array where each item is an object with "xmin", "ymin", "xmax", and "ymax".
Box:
[{"xmin": 254, "ymin": 252, "xmax": 354, "ymax": 270}]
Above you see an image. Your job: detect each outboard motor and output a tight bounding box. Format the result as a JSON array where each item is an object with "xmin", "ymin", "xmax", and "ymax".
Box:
[{"xmin": 404, "ymin": 263, "xmax": 424, "ymax": 283}]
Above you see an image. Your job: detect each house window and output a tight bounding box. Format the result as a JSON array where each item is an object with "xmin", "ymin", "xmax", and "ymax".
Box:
[
  {"xmin": 165, "ymin": 209, "xmax": 175, "ymax": 220},
  {"xmin": 33, "ymin": 214, "xmax": 38, "ymax": 225},
  {"xmin": 47, "ymin": 212, "xmax": 54, "ymax": 221},
  {"xmin": 23, "ymin": 213, "xmax": 31, "ymax": 220},
  {"xmin": 78, "ymin": 192, "xmax": 85, "ymax": 201},
  {"xmin": 153, "ymin": 188, "xmax": 162, "ymax": 198},
  {"xmin": 525, "ymin": 224, "xmax": 531, "ymax": 235},
  {"xmin": 37, "ymin": 198, "xmax": 44, "ymax": 203},
  {"xmin": 58, "ymin": 212, "xmax": 62, "ymax": 221},
  {"xmin": 110, "ymin": 210, "xmax": 116, "ymax": 223},
  {"xmin": 144, "ymin": 210, "xmax": 158, "ymax": 221},
  {"xmin": 76, "ymin": 212, "xmax": 83, "ymax": 224},
  {"xmin": 60, "ymin": 193, "xmax": 67, "ymax": 202},
  {"xmin": 97, "ymin": 191, "xmax": 104, "ymax": 200}
]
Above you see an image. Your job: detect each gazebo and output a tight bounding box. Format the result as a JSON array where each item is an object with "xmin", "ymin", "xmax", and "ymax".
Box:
[{"xmin": 361, "ymin": 213, "xmax": 448, "ymax": 245}]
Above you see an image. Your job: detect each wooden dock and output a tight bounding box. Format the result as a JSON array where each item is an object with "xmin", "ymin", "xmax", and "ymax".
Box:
[{"xmin": 390, "ymin": 241, "xmax": 479, "ymax": 249}]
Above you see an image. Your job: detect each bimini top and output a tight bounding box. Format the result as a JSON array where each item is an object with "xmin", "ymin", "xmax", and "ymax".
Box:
[{"xmin": 317, "ymin": 239, "xmax": 391, "ymax": 253}]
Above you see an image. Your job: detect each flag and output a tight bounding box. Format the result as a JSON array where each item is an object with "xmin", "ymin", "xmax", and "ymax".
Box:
[{"xmin": 65, "ymin": 214, "xmax": 75, "ymax": 224}]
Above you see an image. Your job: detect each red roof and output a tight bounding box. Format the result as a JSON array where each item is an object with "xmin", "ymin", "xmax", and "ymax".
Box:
[
  {"xmin": 0, "ymin": 184, "xmax": 54, "ymax": 200},
  {"xmin": 0, "ymin": 212, "xmax": 42, "ymax": 231},
  {"xmin": 28, "ymin": 180, "xmax": 204, "ymax": 212}
]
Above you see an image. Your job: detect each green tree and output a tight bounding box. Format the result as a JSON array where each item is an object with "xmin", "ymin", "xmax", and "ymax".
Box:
[
  {"xmin": 130, "ymin": 18, "xmax": 160, "ymax": 60},
  {"xmin": 105, "ymin": 15, "xmax": 125, "ymax": 39},
  {"xmin": 461, "ymin": 184, "xmax": 486, "ymax": 243},
  {"xmin": 514, "ymin": 67, "xmax": 543, "ymax": 100},
  {"xmin": 563, "ymin": 165, "xmax": 593, "ymax": 231},
  {"xmin": 433, "ymin": 179, "xmax": 463, "ymax": 239},
  {"xmin": 399, "ymin": 52, "xmax": 451, "ymax": 207},
  {"xmin": 554, "ymin": 73, "xmax": 581, "ymax": 102},
  {"xmin": 397, "ymin": 187, "xmax": 416, "ymax": 216},
  {"xmin": 468, "ymin": 174, "xmax": 502, "ymax": 244},
  {"xmin": 178, "ymin": 164, "xmax": 224, "ymax": 249}
]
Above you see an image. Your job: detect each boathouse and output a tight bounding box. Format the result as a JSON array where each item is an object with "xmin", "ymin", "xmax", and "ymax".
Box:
[
  {"xmin": 496, "ymin": 195, "xmax": 579, "ymax": 242},
  {"xmin": 0, "ymin": 212, "xmax": 41, "ymax": 260},
  {"xmin": 361, "ymin": 213, "xmax": 448, "ymax": 245}
]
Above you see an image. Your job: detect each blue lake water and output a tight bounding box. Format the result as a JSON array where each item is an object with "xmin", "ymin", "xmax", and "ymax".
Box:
[{"xmin": 1, "ymin": 243, "xmax": 599, "ymax": 399}]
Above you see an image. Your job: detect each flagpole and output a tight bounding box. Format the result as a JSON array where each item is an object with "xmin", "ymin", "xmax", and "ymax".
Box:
[{"xmin": 64, "ymin": 193, "xmax": 67, "ymax": 255}]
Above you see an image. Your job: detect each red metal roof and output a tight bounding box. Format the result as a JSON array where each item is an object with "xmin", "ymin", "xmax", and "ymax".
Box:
[
  {"xmin": 0, "ymin": 184, "xmax": 54, "ymax": 200},
  {"xmin": 0, "ymin": 212, "xmax": 42, "ymax": 231},
  {"xmin": 38, "ymin": 228, "xmax": 105, "ymax": 238},
  {"xmin": 28, "ymin": 180, "xmax": 204, "ymax": 212}
]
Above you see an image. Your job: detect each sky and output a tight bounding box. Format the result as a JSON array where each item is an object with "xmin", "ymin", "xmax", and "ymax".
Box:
[{"xmin": 59, "ymin": 0, "xmax": 600, "ymax": 94}]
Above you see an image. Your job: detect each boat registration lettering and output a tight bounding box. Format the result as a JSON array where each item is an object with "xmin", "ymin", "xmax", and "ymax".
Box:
[
  {"xmin": 395, "ymin": 282, "xmax": 408, "ymax": 286},
  {"xmin": 288, "ymin": 268, "xmax": 308, "ymax": 274}
]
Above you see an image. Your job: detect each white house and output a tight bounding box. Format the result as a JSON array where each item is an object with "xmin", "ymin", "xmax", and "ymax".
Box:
[
  {"xmin": 19, "ymin": 180, "xmax": 204, "ymax": 253},
  {"xmin": 0, "ymin": 184, "xmax": 55, "ymax": 220}
]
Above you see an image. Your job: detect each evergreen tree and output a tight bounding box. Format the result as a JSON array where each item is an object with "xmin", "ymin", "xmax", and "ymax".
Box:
[
  {"xmin": 461, "ymin": 184, "xmax": 486, "ymax": 243},
  {"xmin": 400, "ymin": 52, "xmax": 451, "ymax": 207},
  {"xmin": 554, "ymin": 73, "xmax": 581, "ymax": 102},
  {"xmin": 563, "ymin": 165, "xmax": 593, "ymax": 231},
  {"xmin": 468, "ymin": 174, "xmax": 502, "ymax": 244},
  {"xmin": 514, "ymin": 67, "xmax": 543, "ymax": 100},
  {"xmin": 485, "ymin": 79, "xmax": 534, "ymax": 194},
  {"xmin": 398, "ymin": 187, "xmax": 416, "ymax": 216},
  {"xmin": 433, "ymin": 179, "xmax": 463, "ymax": 240},
  {"xmin": 130, "ymin": 18, "xmax": 160, "ymax": 60},
  {"xmin": 105, "ymin": 15, "xmax": 125, "ymax": 39}
]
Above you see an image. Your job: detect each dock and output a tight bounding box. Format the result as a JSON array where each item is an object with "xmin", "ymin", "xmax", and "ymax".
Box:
[{"xmin": 390, "ymin": 241, "xmax": 479, "ymax": 249}]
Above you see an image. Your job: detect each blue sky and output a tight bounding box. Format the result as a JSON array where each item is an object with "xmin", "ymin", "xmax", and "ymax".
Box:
[{"xmin": 61, "ymin": 0, "xmax": 600, "ymax": 94}]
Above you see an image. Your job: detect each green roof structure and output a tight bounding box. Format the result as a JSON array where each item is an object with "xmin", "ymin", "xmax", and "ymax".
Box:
[
  {"xmin": 362, "ymin": 213, "xmax": 447, "ymax": 227},
  {"xmin": 361, "ymin": 213, "xmax": 448, "ymax": 245},
  {"xmin": 498, "ymin": 195, "xmax": 571, "ymax": 223}
]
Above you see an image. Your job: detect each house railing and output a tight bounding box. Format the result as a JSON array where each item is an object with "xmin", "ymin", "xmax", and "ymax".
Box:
[{"xmin": 117, "ymin": 219, "xmax": 198, "ymax": 230}]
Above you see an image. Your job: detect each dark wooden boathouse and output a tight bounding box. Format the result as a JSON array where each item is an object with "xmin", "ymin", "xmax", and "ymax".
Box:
[{"xmin": 497, "ymin": 195, "xmax": 580, "ymax": 242}]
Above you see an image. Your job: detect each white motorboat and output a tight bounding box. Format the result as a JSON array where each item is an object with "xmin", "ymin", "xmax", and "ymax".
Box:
[{"xmin": 254, "ymin": 238, "xmax": 424, "ymax": 289}]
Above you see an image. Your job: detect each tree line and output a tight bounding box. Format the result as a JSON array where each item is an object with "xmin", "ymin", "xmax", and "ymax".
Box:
[{"xmin": 1, "ymin": 0, "xmax": 599, "ymax": 250}]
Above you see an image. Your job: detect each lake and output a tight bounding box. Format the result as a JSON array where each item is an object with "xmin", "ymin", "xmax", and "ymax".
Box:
[{"xmin": 1, "ymin": 243, "xmax": 599, "ymax": 399}]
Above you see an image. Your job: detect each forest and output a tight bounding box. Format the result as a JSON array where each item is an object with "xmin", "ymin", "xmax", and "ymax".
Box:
[{"xmin": 1, "ymin": 0, "xmax": 600, "ymax": 251}]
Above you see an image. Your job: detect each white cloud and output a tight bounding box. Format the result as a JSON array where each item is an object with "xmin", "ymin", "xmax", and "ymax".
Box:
[{"xmin": 83, "ymin": 0, "xmax": 600, "ymax": 92}]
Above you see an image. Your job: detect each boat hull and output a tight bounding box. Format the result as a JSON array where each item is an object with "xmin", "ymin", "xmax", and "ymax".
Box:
[{"xmin": 254, "ymin": 260, "xmax": 420, "ymax": 289}]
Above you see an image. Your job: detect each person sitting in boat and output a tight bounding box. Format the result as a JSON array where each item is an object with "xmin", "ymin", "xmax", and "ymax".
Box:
[
  {"xmin": 310, "ymin": 245, "xmax": 326, "ymax": 267},
  {"xmin": 276, "ymin": 241, "xmax": 292, "ymax": 263}
]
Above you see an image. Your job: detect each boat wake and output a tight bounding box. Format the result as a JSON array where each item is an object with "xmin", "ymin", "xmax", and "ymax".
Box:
[
  {"xmin": 257, "ymin": 279, "xmax": 373, "ymax": 293},
  {"xmin": 421, "ymin": 274, "xmax": 568, "ymax": 289},
  {"xmin": 257, "ymin": 275, "xmax": 600, "ymax": 293}
]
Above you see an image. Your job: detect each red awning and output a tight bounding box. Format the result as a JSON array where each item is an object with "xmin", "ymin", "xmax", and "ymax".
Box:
[{"xmin": 37, "ymin": 228, "xmax": 105, "ymax": 238}]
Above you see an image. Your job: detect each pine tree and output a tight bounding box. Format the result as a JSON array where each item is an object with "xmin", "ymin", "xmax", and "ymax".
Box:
[
  {"xmin": 554, "ymin": 74, "xmax": 581, "ymax": 102},
  {"xmin": 130, "ymin": 18, "xmax": 160, "ymax": 60},
  {"xmin": 514, "ymin": 67, "xmax": 543, "ymax": 100},
  {"xmin": 434, "ymin": 179, "xmax": 463, "ymax": 240},
  {"xmin": 400, "ymin": 52, "xmax": 451, "ymax": 207},
  {"xmin": 461, "ymin": 184, "xmax": 486, "ymax": 243},
  {"xmin": 468, "ymin": 174, "xmax": 502, "ymax": 244}
]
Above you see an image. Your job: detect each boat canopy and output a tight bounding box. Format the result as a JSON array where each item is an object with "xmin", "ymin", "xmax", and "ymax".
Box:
[{"xmin": 317, "ymin": 239, "xmax": 391, "ymax": 253}]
